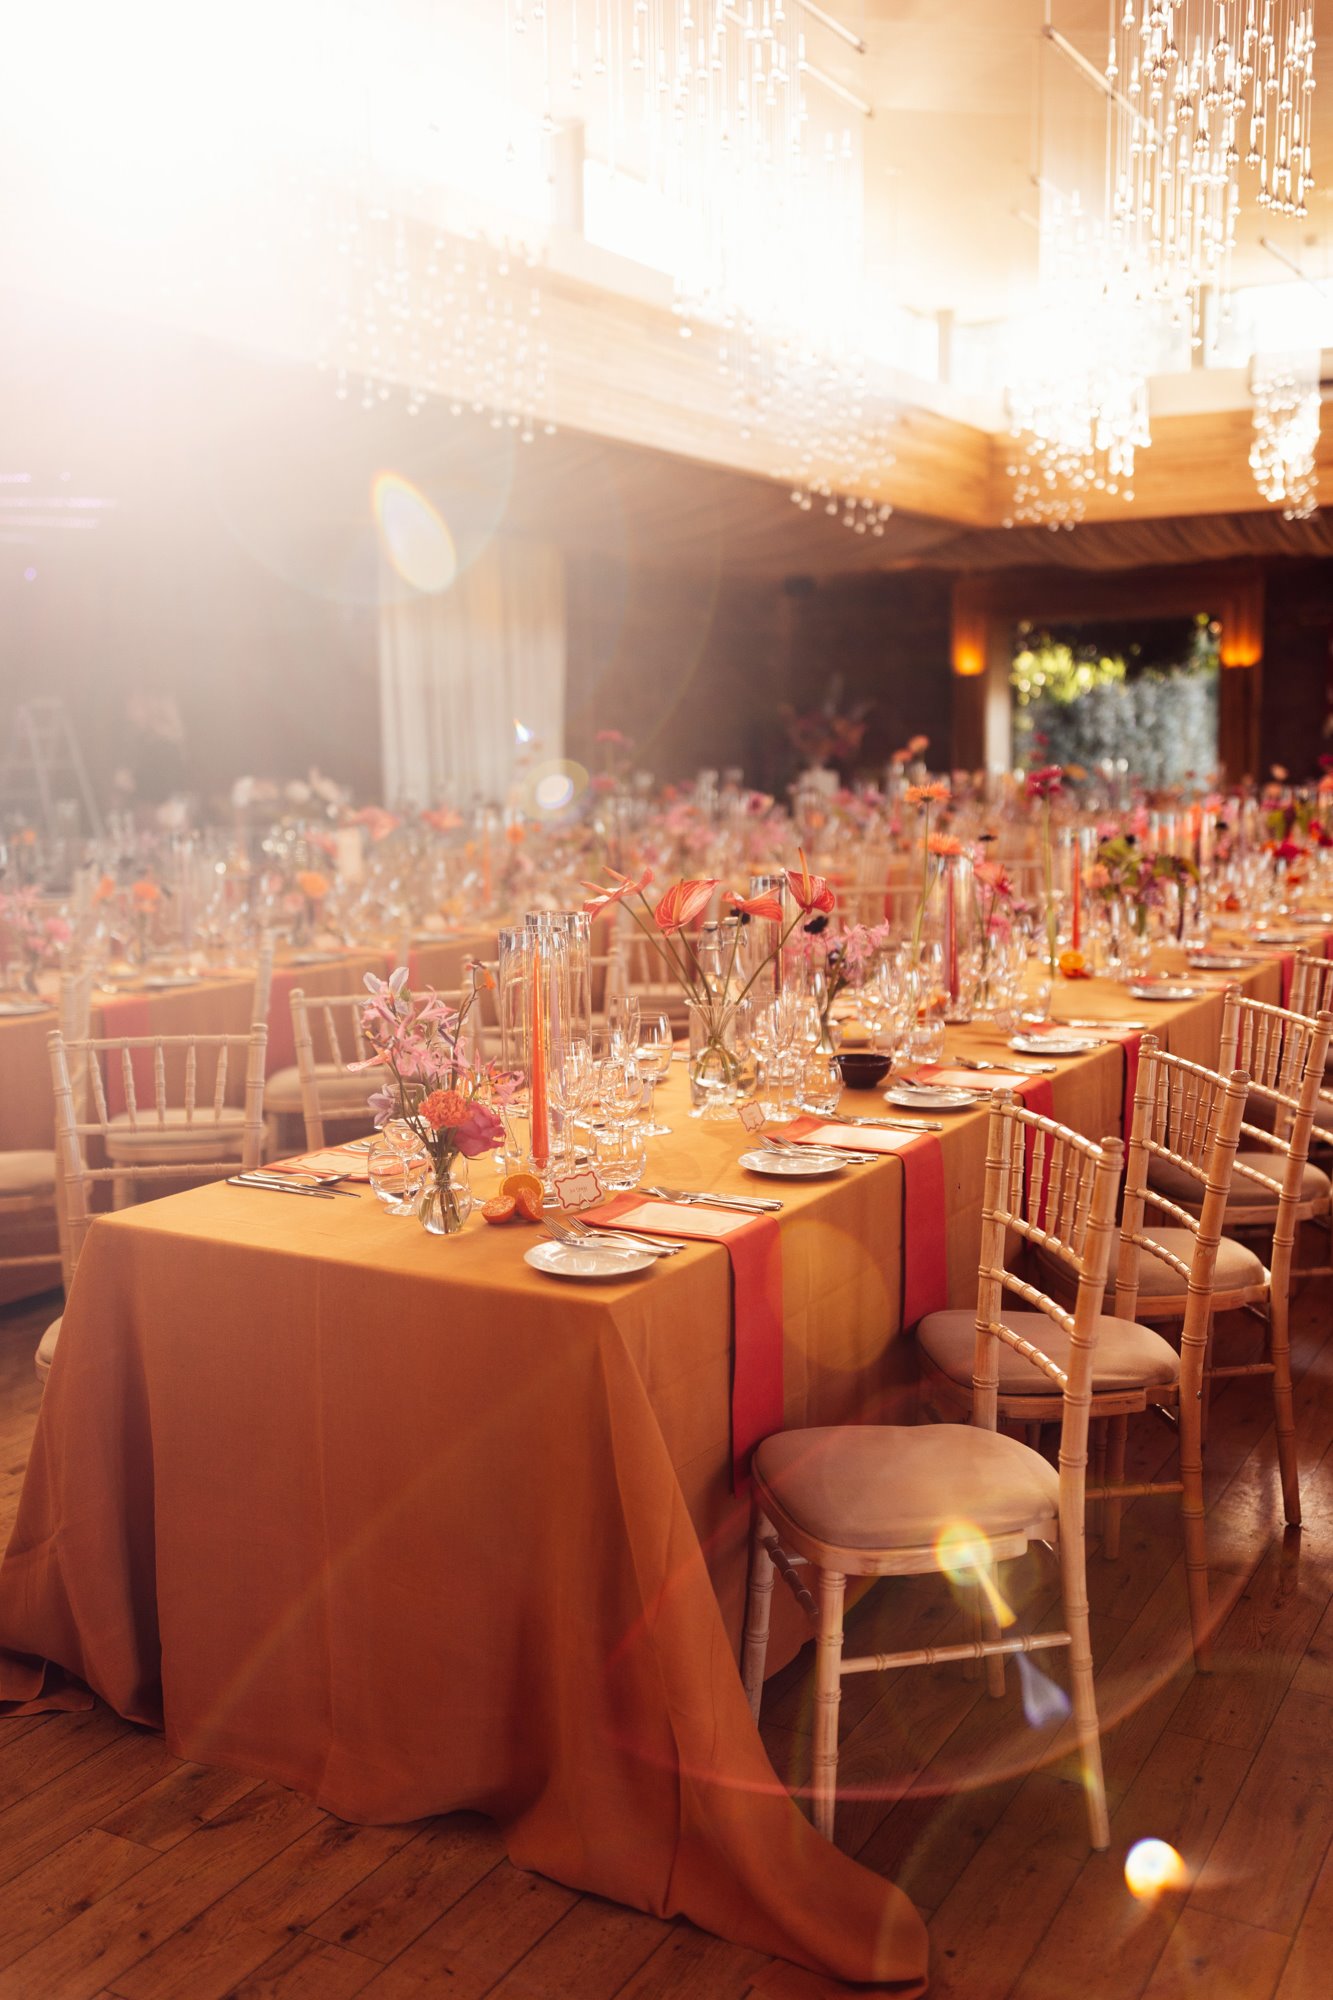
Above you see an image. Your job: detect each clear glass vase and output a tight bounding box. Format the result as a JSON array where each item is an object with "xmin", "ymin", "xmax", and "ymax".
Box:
[
  {"xmin": 417, "ymin": 1155, "xmax": 473, "ymax": 1236},
  {"xmin": 687, "ymin": 1000, "xmax": 755, "ymax": 1119}
]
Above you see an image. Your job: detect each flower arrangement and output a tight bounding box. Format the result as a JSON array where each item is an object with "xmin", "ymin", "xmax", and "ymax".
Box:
[
  {"xmin": 780, "ymin": 679, "xmax": 872, "ymax": 772},
  {"xmin": 352, "ymin": 966, "xmax": 517, "ymax": 1233},
  {"xmin": 0, "ymin": 887, "xmax": 71, "ymax": 993},
  {"xmin": 580, "ymin": 853, "xmax": 837, "ymax": 1106},
  {"xmin": 792, "ymin": 918, "xmax": 892, "ymax": 1039}
]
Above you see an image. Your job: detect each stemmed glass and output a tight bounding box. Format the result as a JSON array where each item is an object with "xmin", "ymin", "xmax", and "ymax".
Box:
[
  {"xmin": 607, "ymin": 994, "xmax": 641, "ymax": 1057},
  {"xmin": 634, "ymin": 1010, "xmax": 674, "ymax": 1136}
]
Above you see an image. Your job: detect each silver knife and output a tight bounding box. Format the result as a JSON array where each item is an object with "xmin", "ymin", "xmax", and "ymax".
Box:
[
  {"xmin": 228, "ymin": 1176, "xmax": 336, "ymax": 1199},
  {"xmin": 820, "ymin": 1111, "xmax": 945, "ymax": 1134},
  {"xmin": 643, "ymin": 1185, "xmax": 782, "ymax": 1213}
]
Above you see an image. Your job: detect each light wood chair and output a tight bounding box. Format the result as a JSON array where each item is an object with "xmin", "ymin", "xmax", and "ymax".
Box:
[
  {"xmin": 288, "ymin": 988, "xmax": 378, "ymax": 1149},
  {"xmin": 0, "ymin": 965, "xmax": 95, "ymax": 1300},
  {"xmin": 1128, "ymin": 1006, "xmax": 1331, "ymax": 1528},
  {"xmin": 39, "ymin": 1019, "xmax": 267, "ymax": 1382},
  {"xmin": 741, "ymin": 1095, "xmax": 1123, "ymax": 1850},
  {"xmin": 918, "ymin": 1050, "xmax": 1249, "ymax": 1668}
]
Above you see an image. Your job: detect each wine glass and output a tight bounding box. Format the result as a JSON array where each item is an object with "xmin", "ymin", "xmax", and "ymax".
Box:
[{"xmin": 634, "ymin": 1010, "xmax": 674, "ymax": 1136}]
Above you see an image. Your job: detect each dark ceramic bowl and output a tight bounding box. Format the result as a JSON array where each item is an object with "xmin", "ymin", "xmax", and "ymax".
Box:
[{"xmin": 836, "ymin": 1051, "xmax": 891, "ymax": 1091}]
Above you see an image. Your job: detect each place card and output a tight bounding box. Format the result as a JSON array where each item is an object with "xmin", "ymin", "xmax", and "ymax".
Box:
[
  {"xmin": 738, "ymin": 1101, "xmax": 765, "ymax": 1132},
  {"xmin": 550, "ymin": 1166, "xmax": 606, "ymax": 1211}
]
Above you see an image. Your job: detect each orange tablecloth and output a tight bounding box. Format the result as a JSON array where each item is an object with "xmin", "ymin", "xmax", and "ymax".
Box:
[{"xmin": 0, "ymin": 951, "xmax": 1286, "ymax": 1983}]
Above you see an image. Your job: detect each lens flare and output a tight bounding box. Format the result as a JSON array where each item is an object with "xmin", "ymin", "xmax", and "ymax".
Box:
[
  {"xmin": 514, "ymin": 719, "xmax": 536, "ymax": 746},
  {"xmin": 372, "ymin": 472, "xmax": 456, "ymax": 593},
  {"xmin": 1124, "ymin": 1838, "xmax": 1187, "ymax": 1901},
  {"xmin": 1015, "ymin": 1652, "xmax": 1071, "ymax": 1728},
  {"xmin": 523, "ymin": 760, "xmax": 588, "ymax": 817},
  {"xmin": 934, "ymin": 1521, "xmax": 1016, "ymax": 1630}
]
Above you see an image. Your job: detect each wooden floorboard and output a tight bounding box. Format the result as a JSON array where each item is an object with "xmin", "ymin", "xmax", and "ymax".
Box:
[{"xmin": 2, "ymin": 1272, "xmax": 1332, "ymax": 1999}]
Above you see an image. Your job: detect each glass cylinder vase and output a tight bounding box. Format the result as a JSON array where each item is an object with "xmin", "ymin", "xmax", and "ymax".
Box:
[{"xmin": 418, "ymin": 1155, "xmax": 473, "ymax": 1236}]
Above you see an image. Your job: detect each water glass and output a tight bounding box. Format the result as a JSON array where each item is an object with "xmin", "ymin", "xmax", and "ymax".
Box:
[
  {"xmin": 595, "ymin": 1121, "xmax": 647, "ymax": 1192},
  {"xmin": 800, "ymin": 1051, "xmax": 843, "ymax": 1117},
  {"xmin": 367, "ymin": 1120, "xmax": 429, "ymax": 1215}
]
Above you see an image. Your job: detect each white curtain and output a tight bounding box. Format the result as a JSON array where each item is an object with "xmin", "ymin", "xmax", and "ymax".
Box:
[{"xmin": 378, "ymin": 539, "xmax": 565, "ymax": 808}]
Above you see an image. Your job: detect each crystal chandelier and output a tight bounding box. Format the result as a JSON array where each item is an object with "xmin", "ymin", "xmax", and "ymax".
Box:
[
  {"xmin": 1106, "ymin": 2, "xmax": 1319, "ymax": 344},
  {"xmin": 1002, "ymin": 196, "xmax": 1154, "ymax": 529},
  {"xmin": 1249, "ymin": 350, "xmax": 1322, "ymax": 517}
]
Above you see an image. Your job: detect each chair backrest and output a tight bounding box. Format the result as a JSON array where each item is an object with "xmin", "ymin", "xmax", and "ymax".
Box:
[
  {"xmin": 974, "ymin": 1093, "xmax": 1124, "ymax": 1508},
  {"xmin": 252, "ymin": 930, "xmax": 276, "ymax": 1034},
  {"xmin": 1114, "ymin": 1036, "xmax": 1249, "ymax": 1363},
  {"xmin": 1290, "ymin": 950, "xmax": 1333, "ymax": 1021},
  {"xmin": 1217, "ymin": 988, "xmax": 1333, "ymax": 1288},
  {"xmin": 48, "ymin": 1021, "xmax": 267, "ymax": 1286},
  {"xmin": 289, "ymin": 987, "xmax": 373, "ymax": 1148}
]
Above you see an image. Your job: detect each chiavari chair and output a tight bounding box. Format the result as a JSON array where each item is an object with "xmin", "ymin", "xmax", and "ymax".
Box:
[
  {"xmin": 0, "ymin": 964, "xmax": 95, "ymax": 1298},
  {"xmin": 742, "ymin": 1096, "xmax": 1122, "ymax": 1850},
  {"xmin": 38, "ymin": 1019, "xmax": 267, "ymax": 1382},
  {"xmin": 918, "ymin": 1057, "xmax": 1247, "ymax": 1669},
  {"xmin": 287, "ymin": 989, "xmax": 378, "ymax": 1149}
]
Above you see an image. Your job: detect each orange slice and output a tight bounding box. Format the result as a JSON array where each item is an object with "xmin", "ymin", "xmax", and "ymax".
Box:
[
  {"xmin": 501, "ymin": 1171, "xmax": 544, "ymax": 1205},
  {"xmin": 481, "ymin": 1196, "xmax": 517, "ymax": 1225},
  {"xmin": 514, "ymin": 1188, "xmax": 545, "ymax": 1223}
]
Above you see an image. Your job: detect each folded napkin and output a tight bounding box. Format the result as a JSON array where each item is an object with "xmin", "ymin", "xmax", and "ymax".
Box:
[
  {"xmin": 912, "ymin": 1065, "xmax": 1036, "ymax": 1091},
  {"xmin": 275, "ymin": 1147, "xmax": 371, "ymax": 1181},
  {"xmin": 583, "ymin": 1193, "xmax": 783, "ymax": 1487},
  {"xmin": 785, "ymin": 1117, "xmax": 947, "ymax": 1327}
]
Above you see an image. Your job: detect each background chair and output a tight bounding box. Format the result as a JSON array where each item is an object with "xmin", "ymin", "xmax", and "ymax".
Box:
[{"xmin": 39, "ymin": 1019, "xmax": 267, "ymax": 1382}]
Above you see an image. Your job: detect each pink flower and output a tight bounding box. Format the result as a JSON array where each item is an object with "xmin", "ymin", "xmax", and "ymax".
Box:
[
  {"xmin": 580, "ymin": 866, "xmax": 654, "ymax": 916},
  {"xmin": 727, "ymin": 889, "xmax": 785, "ymax": 922},
  {"xmin": 654, "ymin": 877, "xmax": 718, "ymax": 933},
  {"xmin": 786, "ymin": 850, "xmax": 836, "ymax": 915},
  {"xmin": 453, "ymin": 1100, "xmax": 505, "ymax": 1157},
  {"xmin": 1025, "ymin": 765, "xmax": 1064, "ymax": 801}
]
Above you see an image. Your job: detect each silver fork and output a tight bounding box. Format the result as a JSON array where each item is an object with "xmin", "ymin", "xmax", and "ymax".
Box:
[
  {"xmin": 952, "ymin": 1055, "xmax": 1058, "ymax": 1076},
  {"xmin": 760, "ymin": 1134, "xmax": 878, "ymax": 1166},
  {"xmin": 547, "ymin": 1217, "xmax": 685, "ymax": 1256}
]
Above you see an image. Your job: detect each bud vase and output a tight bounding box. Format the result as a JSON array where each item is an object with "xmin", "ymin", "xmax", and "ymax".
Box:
[{"xmin": 418, "ymin": 1155, "xmax": 473, "ymax": 1236}]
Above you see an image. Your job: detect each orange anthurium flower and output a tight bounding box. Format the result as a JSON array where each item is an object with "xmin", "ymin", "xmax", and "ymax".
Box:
[
  {"xmin": 654, "ymin": 877, "xmax": 718, "ymax": 934},
  {"xmin": 786, "ymin": 850, "xmax": 836, "ymax": 915},
  {"xmin": 296, "ymin": 870, "xmax": 330, "ymax": 901},
  {"xmin": 579, "ymin": 866, "xmax": 654, "ymax": 916},
  {"xmin": 131, "ymin": 879, "xmax": 162, "ymax": 908},
  {"xmin": 727, "ymin": 890, "xmax": 784, "ymax": 922}
]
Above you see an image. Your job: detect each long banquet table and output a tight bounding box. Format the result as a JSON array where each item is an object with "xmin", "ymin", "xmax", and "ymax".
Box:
[{"xmin": 0, "ymin": 953, "xmax": 1290, "ymax": 1991}]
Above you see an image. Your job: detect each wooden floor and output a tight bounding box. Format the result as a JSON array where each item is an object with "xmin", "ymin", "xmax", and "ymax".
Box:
[{"xmin": 2, "ymin": 1273, "xmax": 1333, "ymax": 2000}]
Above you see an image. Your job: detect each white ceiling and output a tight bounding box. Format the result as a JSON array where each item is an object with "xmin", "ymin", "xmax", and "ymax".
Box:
[{"xmin": 839, "ymin": 2, "xmax": 1333, "ymax": 322}]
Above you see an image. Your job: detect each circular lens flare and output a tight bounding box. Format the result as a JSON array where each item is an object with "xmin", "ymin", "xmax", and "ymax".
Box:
[
  {"xmin": 372, "ymin": 471, "xmax": 456, "ymax": 593},
  {"xmin": 1124, "ymin": 1838, "xmax": 1187, "ymax": 1902}
]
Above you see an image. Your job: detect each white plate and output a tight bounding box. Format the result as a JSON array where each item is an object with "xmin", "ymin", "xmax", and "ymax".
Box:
[
  {"xmin": 1253, "ymin": 931, "xmax": 1305, "ymax": 946},
  {"xmin": 1127, "ymin": 983, "xmax": 1210, "ymax": 1002},
  {"xmin": 141, "ymin": 973, "xmax": 197, "ymax": 989},
  {"xmin": 0, "ymin": 998, "xmax": 47, "ymax": 1016},
  {"xmin": 739, "ymin": 1148, "xmax": 846, "ymax": 1179},
  {"xmin": 1188, "ymin": 954, "xmax": 1253, "ymax": 971},
  {"xmin": 883, "ymin": 1084, "xmax": 978, "ymax": 1111},
  {"xmin": 524, "ymin": 1239, "xmax": 656, "ymax": 1281},
  {"xmin": 1008, "ymin": 1033, "xmax": 1098, "ymax": 1057}
]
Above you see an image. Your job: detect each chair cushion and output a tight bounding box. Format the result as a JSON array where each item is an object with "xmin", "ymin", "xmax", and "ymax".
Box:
[
  {"xmin": 1149, "ymin": 1151, "xmax": 1328, "ymax": 1216},
  {"xmin": 917, "ymin": 1308, "xmax": 1180, "ymax": 1397},
  {"xmin": 263, "ymin": 1064, "xmax": 370, "ymax": 1115},
  {"xmin": 0, "ymin": 1150, "xmax": 56, "ymax": 1196},
  {"xmin": 104, "ymin": 1107, "xmax": 246, "ymax": 1155},
  {"xmin": 753, "ymin": 1424, "xmax": 1059, "ymax": 1553},
  {"xmin": 35, "ymin": 1315, "xmax": 61, "ymax": 1380},
  {"xmin": 1133, "ymin": 1227, "xmax": 1267, "ymax": 1307}
]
